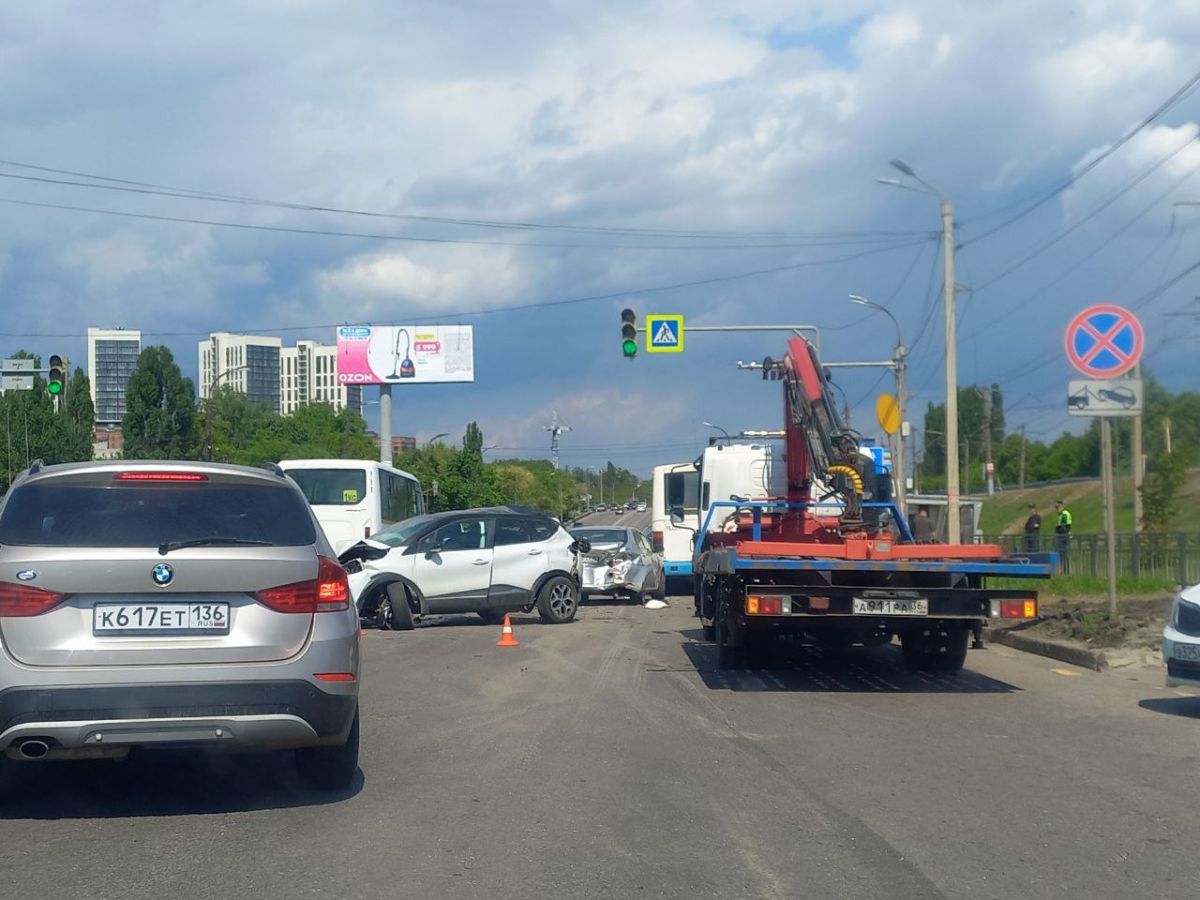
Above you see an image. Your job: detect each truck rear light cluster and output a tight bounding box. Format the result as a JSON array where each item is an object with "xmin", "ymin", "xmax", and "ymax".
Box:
[
  {"xmin": 746, "ymin": 595, "xmax": 783, "ymax": 616},
  {"xmin": 257, "ymin": 557, "xmax": 350, "ymax": 614},
  {"xmin": 994, "ymin": 598, "xmax": 1038, "ymax": 619},
  {"xmin": 0, "ymin": 582, "xmax": 66, "ymax": 617}
]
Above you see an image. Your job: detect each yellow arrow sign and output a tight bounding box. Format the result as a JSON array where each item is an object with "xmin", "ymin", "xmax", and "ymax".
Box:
[{"xmin": 876, "ymin": 393, "xmax": 900, "ymax": 435}]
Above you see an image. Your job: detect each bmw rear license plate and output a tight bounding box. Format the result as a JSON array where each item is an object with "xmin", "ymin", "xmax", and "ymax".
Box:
[
  {"xmin": 852, "ymin": 597, "xmax": 928, "ymax": 616},
  {"xmin": 93, "ymin": 603, "xmax": 230, "ymax": 635}
]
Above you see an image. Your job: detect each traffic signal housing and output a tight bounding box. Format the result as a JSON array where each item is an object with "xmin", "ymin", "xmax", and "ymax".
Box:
[
  {"xmin": 621, "ymin": 309, "xmax": 637, "ymax": 358},
  {"xmin": 47, "ymin": 354, "xmax": 66, "ymax": 397}
]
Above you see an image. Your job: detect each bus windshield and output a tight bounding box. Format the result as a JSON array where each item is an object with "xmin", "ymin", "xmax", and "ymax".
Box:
[
  {"xmin": 286, "ymin": 468, "xmax": 368, "ymax": 506},
  {"xmin": 666, "ymin": 469, "xmax": 699, "ymax": 512}
]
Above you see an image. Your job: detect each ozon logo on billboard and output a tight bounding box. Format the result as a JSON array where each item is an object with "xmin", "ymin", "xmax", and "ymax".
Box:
[{"xmin": 335, "ymin": 324, "xmax": 475, "ymax": 385}]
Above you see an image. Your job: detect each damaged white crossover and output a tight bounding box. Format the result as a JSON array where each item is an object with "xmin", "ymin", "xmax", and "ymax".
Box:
[{"xmin": 570, "ymin": 527, "xmax": 666, "ymax": 605}]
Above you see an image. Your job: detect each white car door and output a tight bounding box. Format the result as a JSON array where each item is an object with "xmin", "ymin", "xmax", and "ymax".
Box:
[
  {"xmin": 489, "ymin": 516, "xmax": 555, "ymax": 609},
  {"xmin": 409, "ymin": 516, "xmax": 493, "ymax": 613}
]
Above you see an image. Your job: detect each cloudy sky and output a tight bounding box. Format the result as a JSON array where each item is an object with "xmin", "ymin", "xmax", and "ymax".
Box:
[{"xmin": 1, "ymin": 1, "xmax": 1198, "ymax": 474}]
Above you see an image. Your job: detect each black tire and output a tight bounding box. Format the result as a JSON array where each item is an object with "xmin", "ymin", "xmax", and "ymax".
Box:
[
  {"xmin": 901, "ymin": 626, "xmax": 968, "ymax": 672},
  {"xmin": 701, "ymin": 622, "xmax": 716, "ymax": 642},
  {"xmin": 536, "ymin": 576, "xmax": 579, "ymax": 624},
  {"xmin": 715, "ymin": 612, "xmax": 746, "ymax": 670},
  {"xmin": 385, "ymin": 583, "xmax": 415, "ymax": 631},
  {"xmin": 296, "ymin": 709, "xmax": 359, "ymax": 791},
  {"xmin": 476, "ymin": 610, "xmax": 506, "ymax": 625},
  {"xmin": 652, "ymin": 572, "xmax": 667, "ymax": 601}
]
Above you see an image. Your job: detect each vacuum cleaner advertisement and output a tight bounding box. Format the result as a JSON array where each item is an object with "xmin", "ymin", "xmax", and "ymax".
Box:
[{"xmin": 336, "ymin": 325, "xmax": 475, "ymax": 385}]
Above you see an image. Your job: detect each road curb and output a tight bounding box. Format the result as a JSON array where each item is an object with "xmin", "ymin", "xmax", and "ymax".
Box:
[{"xmin": 984, "ymin": 627, "xmax": 1110, "ymax": 672}]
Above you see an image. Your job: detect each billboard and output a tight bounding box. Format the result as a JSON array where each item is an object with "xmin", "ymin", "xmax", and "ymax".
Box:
[{"xmin": 336, "ymin": 325, "xmax": 475, "ymax": 385}]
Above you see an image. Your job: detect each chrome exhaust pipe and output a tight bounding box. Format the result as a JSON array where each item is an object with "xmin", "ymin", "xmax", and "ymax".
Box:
[{"xmin": 18, "ymin": 739, "xmax": 50, "ymax": 760}]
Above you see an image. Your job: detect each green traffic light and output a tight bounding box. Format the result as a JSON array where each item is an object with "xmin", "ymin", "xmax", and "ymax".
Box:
[
  {"xmin": 622, "ymin": 339, "xmax": 638, "ymax": 358},
  {"xmin": 47, "ymin": 380, "xmax": 63, "ymax": 395}
]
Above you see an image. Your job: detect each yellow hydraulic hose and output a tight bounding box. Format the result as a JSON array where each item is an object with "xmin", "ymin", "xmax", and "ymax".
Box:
[{"xmin": 825, "ymin": 465, "xmax": 863, "ymax": 495}]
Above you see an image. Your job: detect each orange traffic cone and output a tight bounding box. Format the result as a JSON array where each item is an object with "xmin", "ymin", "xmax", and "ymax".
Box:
[{"xmin": 496, "ymin": 613, "xmax": 520, "ymax": 648}]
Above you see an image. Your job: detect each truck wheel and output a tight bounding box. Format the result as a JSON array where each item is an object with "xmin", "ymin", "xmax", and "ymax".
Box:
[
  {"xmin": 744, "ymin": 631, "xmax": 774, "ymax": 669},
  {"xmin": 537, "ymin": 576, "xmax": 579, "ymax": 624},
  {"xmin": 715, "ymin": 614, "xmax": 746, "ymax": 669},
  {"xmin": 901, "ymin": 626, "xmax": 968, "ymax": 672},
  {"xmin": 701, "ymin": 622, "xmax": 716, "ymax": 642},
  {"xmin": 384, "ymin": 583, "xmax": 415, "ymax": 631}
]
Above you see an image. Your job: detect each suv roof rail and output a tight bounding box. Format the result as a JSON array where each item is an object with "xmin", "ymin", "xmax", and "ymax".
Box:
[
  {"xmin": 260, "ymin": 462, "xmax": 286, "ymax": 478},
  {"xmin": 27, "ymin": 459, "xmax": 44, "ymax": 475}
]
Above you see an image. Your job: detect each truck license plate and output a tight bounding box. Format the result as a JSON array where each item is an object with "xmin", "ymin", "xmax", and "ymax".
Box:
[
  {"xmin": 852, "ymin": 597, "xmax": 928, "ymax": 616},
  {"xmin": 94, "ymin": 603, "xmax": 230, "ymax": 635}
]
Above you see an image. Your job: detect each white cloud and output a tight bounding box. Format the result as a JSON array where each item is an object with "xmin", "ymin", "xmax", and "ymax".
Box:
[
  {"xmin": 1042, "ymin": 26, "xmax": 1177, "ymax": 96},
  {"xmin": 854, "ymin": 10, "xmax": 922, "ymax": 54}
]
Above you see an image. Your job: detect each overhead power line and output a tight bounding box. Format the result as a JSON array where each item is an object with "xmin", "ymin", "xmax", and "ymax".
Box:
[
  {"xmin": 0, "ymin": 157, "xmax": 928, "ymax": 243},
  {"xmin": 959, "ymin": 65, "xmax": 1200, "ymax": 247},
  {"xmin": 0, "ymin": 234, "xmax": 936, "ymax": 339},
  {"xmin": 0, "ymin": 194, "xmax": 930, "ymax": 251}
]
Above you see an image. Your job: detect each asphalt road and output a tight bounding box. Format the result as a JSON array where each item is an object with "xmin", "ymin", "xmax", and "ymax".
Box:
[
  {"xmin": 2, "ymin": 599, "xmax": 1198, "ymax": 899},
  {"xmin": 572, "ymin": 507, "xmax": 652, "ymax": 531}
]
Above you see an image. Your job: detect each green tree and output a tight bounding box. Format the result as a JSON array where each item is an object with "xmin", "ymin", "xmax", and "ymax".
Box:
[
  {"xmin": 1141, "ymin": 450, "xmax": 1187, "ymax": 531},
  {"xmin": 462, "ymin": 421, "xmax": 484, "ymax": 457},
  {"xmin": 61, "ymin": 367, "xmax": 96, "ymax": 462},
  {"xmin": 122, "ymin": 346, "xmax": 198, "ymax": 459}
]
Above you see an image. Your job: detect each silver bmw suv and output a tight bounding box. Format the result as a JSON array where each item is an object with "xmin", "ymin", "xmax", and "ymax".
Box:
[{"xmin": 0, "ymin": 460, "xmax": 360, "ymax": 790}]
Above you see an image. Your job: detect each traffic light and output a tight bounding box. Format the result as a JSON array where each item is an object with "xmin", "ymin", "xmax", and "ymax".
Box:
[
  {"xmin": 47, "ymin": 354, "xmax": 66, "ymax": 397},
  {"xmin": 621, "ymin": 308, "xmax": 637, "ymax": 358}
]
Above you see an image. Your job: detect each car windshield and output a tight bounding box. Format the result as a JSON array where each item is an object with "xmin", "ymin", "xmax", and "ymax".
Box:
[
  {"xmin": 571, "ymin": 528, "xmax": 627, "ymax": 546},
  {"xmin": 0, "ymin": 476, "xmax": 317, "ymax": 547},
  {"xmin": 370, "ymin": 514, "xmax": 439, "ymax": 547},
  {"xmin": 284, "ymin": 468, "xmax": 368, "ymax": 506}
]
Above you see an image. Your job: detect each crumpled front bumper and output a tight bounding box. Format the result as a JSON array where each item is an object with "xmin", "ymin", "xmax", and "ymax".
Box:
[{"xmin": 580, "ymin": 561, "xmax": 650, "ymax": 595}]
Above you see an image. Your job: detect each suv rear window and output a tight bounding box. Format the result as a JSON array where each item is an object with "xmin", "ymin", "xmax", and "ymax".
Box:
[{"xmin": 0, "ymin": 476, "xmax": 317, "ymax": 548}]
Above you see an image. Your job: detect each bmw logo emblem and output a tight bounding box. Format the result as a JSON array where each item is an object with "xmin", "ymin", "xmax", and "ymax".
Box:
[{"xmin": 152, "ymin": 563, "xmax": 174, "ymax": 587}]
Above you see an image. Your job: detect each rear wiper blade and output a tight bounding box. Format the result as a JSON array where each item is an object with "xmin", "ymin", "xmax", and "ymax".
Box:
[{"xmin": 158, "ymin": 537, "xmax": 272, "ymax": 555}]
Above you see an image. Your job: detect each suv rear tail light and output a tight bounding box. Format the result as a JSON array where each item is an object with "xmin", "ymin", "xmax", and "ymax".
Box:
[
  {"xmin": 0, "ymin": 582, "xmax": 66, "ymax": 617},
  {"xmin": 257, "ymin": 557, "xmax": 350, "ymax": 614},
  {"xmin": 114, "ymin": 472, "xmax": 208, "ymax": 482}
]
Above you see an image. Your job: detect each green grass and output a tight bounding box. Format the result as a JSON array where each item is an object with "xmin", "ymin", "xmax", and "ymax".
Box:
[
  {"xmin": 988, "ymin": 574, "xmax": 1177, "ymax": 597},
  {"xmin": 977, "ymin": 469, "xmax": 1200, "ymax": 535}
]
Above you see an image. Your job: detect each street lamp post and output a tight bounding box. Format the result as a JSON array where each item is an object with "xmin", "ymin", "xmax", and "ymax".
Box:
[
  {"xmin": 849, "ymin": 294, "xmax": 907, "ymax": 512},
  {"xmin": 702, "ymin": 421, "xmax": 732, "ymax": 445},
  {"xmin": 204, "ymin": 364, "xmax": 250, "ymax": 462},
  {"xmin": 877, "ymin": 160, "xmax": 960, "ymax": 541}
]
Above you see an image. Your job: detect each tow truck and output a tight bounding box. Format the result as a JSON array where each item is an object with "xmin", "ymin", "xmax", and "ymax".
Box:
[{"xmin": 686, "ymin": 338, "xmax": 1056, "ymax": 671}]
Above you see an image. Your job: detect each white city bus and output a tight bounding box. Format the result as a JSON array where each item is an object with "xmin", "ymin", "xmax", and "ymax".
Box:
[{"xmin": 278, "ymin": 458, "xmax": 425, "ymax": 552}]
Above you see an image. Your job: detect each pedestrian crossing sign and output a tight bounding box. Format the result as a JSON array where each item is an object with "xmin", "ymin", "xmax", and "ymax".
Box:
[{"xmin": 646, "ymin": 314, "xmax": 684, "ymax": 353}]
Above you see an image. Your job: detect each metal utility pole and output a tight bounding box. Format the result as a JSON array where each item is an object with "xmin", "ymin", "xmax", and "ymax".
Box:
[
  {"xmin": 1132, "ymin": 363, "xmax": 1144, "ymax": 532},
  {"xmin": 982, "ymin": 388, "xmax": 994, "ymax": 495},
  {"xmin": 941, "ymin": 199, "xmax": 960, "ymax": 538},
  {"xmin": 1101, "ymin": 418, "xmax": 1118, "ymax": 618},
  {"xmin": 848, "ymin": 294, "xmax": 907, "ymax": 512},
  {"xmin": 545, "ymin": 412, "xmax": 571, "ymax": 470},
  {"xmin": 1018, "ymin": 426, "xmax": 1027, "ymax": 490},
  {"xmin": 378, "ymin": 384, "xmax": 392, "ymax": 465},
  {"xmin": 877, "ymin": 161, "xmax": 959, "ymax": 540}
]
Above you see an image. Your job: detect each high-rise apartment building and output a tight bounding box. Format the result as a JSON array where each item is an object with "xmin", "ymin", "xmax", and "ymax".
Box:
[
  {"xmin": 198, "ymin": 333, "xmax": 282, "ymax": 414},
  {"xmin": 199, "ymin": 333, "xmax": 360, "ymax": 416},
  {"xmin": 87, "ymin": 327, "xmax": 142, "ymax": 426},
  {"xmin": 280, "ymin": 340, "xmax": 362, "ymax": 415}
]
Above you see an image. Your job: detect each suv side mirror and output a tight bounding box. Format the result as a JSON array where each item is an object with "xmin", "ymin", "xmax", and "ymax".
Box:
[{"xmin": 570, "ymin": 538, "xmax": 591, "ymax": 553}]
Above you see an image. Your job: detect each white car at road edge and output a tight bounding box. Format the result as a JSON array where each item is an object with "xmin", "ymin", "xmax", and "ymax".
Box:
[{"xmin": 1163, "ymin": 583, "xmax": 1200, "ymax": 689}]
